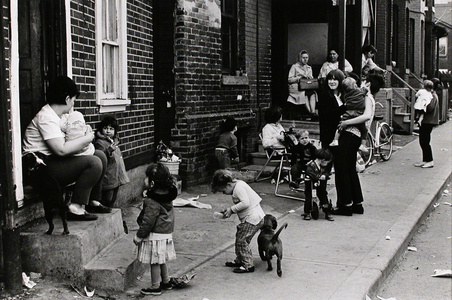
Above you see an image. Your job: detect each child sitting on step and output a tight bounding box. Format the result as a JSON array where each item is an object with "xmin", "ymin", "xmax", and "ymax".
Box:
[
  {"xmin": 289, "ymin": 130, "xmax": 317, "ymax": 189},
  {"xmin": 94, "ymin": 116, "xmax": 130, "ymax": 207}
]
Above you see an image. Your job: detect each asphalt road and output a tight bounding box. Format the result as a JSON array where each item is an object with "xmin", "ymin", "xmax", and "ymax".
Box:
[{"xmin": 374, "ymin": 186, "xmax": 452, "ymax": 300}]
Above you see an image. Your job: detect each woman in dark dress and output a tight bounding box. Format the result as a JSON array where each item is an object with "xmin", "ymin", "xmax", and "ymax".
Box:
[{"xmin": 317, "ymin": 69, "xmax": 347, "ymax": 149}]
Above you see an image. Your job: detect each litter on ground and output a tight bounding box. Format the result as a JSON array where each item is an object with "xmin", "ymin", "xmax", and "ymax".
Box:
[{"xmin": 431, "ymin": 269, "xmax": 452, "ymax": 277}]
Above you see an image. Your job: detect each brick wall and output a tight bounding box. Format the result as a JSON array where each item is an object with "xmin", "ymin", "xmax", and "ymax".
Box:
[
  {"xmin": 70, "ymin": 0, "xmax": 155, "ymax": 163},
  {"xmin": 173, "ymin": 0, "xmax": 272, "ymax": 186}
]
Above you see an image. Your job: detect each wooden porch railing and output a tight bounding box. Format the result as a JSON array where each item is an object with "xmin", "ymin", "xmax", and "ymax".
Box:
[{"xmin": 388, "ymin": 69, "xmax": 417, "ymax": 134}]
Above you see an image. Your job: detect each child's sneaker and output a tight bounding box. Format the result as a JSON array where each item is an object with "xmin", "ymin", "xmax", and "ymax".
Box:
[
  {"xmin": 141, "ymin": 287, "xmax": 162, "ymax": 295},
  {"xmin": 160, "ymin": 281, "xmax": 173, "ymax": 290},
  {"xmin": 329, "ymin": 140, "xmax": 339, "ymax": 147},
  {"xmin": 302, "ymin": 213, "xmax": 311, "ymax": 221},
  {"xmin": 358, "ymin": 144, "xmax": 369, "ymax": 153}
]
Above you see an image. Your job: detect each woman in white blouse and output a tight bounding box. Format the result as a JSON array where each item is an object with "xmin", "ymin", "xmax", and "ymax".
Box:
[{"xmin": 318, "ymin": 49, "xmax": 353, "ymax": 82}]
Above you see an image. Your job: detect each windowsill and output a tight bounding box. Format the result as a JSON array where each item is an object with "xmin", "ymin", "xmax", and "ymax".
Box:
[
  {"xmin": 222, "ymin": 75, "xmax": 249, "ymax": 86},
  {"xmin": 98, "ymin": 99, "xmax": 131, "ymax": 113}
]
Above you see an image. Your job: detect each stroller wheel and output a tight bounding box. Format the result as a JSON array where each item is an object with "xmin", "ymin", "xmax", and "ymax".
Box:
[{"xmin": 311, "ymin": 201, "xmax": 319, "ymax": 220}]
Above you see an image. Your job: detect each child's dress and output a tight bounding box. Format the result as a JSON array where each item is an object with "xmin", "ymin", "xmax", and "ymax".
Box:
[
  {"xmin": 136, "ymin": 188, "xmax": 177, "ymax": 264},
  {"xmin": 94, "ymin": 133, "xmax": 129, "ymax": 191}
]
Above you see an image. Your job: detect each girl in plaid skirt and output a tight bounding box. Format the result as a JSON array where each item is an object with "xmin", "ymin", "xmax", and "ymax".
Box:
[
  {"xmin": 211, "ymin": 169, "xmax": 265, "ymax": 273},
  {"xmin": 133, "ymin": 163, "xmax": 178, "ymax": 296}
]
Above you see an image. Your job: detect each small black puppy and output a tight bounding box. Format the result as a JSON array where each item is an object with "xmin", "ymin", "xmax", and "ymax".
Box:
[
  {"xmin": 257, "ymin": 214, "xmax": 288, "ymax": 277},
  {"xmin": 23, "ymin": 153, "xmax": 69, "ymax": 235}
]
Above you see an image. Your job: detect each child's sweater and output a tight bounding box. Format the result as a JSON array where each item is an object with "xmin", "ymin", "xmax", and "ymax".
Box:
[
  {"xmin": 291, "ymin": 142, "xmax": 317, "ymax": 167},
  {"xmin": 136, "ymin": 186, "xmax": 178, "ymax": 238},
  {"xmin": 216, "ymin": 131, "xmax": 238, "ymax": 158},
  {"xmin": 305, "ymin": 160, "xmax": 330, "ymax": 183}
]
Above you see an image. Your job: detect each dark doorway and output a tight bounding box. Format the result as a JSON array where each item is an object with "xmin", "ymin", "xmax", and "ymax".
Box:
[
  {"xmin": 18, "ymin": 0, "xmax": 67, "ymax": 135},
  {"xmin": 153, "ymin": 0, "xmax": 177, "ymax": 146},
  {"xmin": 271, "ymin": 0, "xmax": 332, "ymax": 111}
]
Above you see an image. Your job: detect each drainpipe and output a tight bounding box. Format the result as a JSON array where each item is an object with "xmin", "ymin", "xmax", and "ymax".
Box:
[
  {"xmin": 0, "ymin": 1, "xmax": 22, "ymax": 293},
  {"xmin": 338, "ymin": 0, "xmax": 346, "ymax": 71},
  {"xmin": 256, "ymin": 1, "xmax": 261, "ymax": 129}
]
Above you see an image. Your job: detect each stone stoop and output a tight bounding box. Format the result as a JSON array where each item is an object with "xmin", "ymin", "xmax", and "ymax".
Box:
[
  {"xmin": 83, "ymin": 232, "xmax": 146, "ymax": 291},
  {"xmin": 20, "ymin": 209, "xmax": 143, "ymax": 291}
]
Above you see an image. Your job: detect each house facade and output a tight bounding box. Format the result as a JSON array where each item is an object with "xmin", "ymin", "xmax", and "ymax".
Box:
[{"xmin": 0, "ymin": 0, "xmax": 448, "ymax": 286}]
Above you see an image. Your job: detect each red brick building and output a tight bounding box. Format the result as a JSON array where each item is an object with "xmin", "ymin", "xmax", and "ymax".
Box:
[{"xmin": 0, "ymin": 0, "xmax": 448, "ymax": 287}]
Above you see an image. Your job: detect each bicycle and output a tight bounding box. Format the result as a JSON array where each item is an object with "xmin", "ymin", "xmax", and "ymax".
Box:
[{"xmin": 358, "ymin": 103, "xmax": 394, "ymax": 167}]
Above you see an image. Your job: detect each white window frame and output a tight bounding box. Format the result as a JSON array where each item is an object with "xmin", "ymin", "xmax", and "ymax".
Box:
[{"xmin": 96, "ymin": 0, "xmax": 129, "ymax": 113}]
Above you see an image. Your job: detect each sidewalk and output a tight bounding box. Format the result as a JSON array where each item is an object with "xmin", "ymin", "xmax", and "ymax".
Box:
[{"xmin": 123, "ymin": 120, "xmax": 451, "ymax": 299}]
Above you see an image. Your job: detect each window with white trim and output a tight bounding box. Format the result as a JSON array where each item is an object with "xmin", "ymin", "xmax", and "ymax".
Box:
[{"xmin": 96, "ymin": 0, "xmax": 129, "ymax": 113}]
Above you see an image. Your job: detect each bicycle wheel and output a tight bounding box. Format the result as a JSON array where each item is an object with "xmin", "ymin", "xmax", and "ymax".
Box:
[
  {"xmin": 378, "ymin": 123, "xmax": 393, "ymax": 161},
  {"xmin": 359, "ymin": 132, "xmax": 373, "ymax": 166}
]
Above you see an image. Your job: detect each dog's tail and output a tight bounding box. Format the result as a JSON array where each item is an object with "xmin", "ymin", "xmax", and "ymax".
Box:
[{"xmin": 271, "ymin": 222, "xmax": 288, "ymax": 242}]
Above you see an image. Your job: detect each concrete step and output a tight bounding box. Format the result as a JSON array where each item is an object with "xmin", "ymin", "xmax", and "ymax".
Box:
[
  {"xmin": 20, "ymin": 209, "xmax": 127, "ymax": 283},
  {"xmin": 84, "ymin": 232, "xmax": 145, "ymax": 291}
]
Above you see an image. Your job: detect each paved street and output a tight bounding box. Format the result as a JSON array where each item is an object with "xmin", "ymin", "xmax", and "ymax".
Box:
[{"xmin": 1, "ymin": 121, "xmax": 451, "ymax": 300}]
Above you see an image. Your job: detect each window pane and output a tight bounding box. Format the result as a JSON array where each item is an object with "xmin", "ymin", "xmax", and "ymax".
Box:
[
  {"xmin": 102, "ymin": 0, "xmax": 107, "ymax": 40},
  {"xmin": 108, "ymin": 0, "xmax": 118, "ymax": 41},
  {"xmin": 103, "ymin": 44, "xmax": 118, "ymax": 94}
]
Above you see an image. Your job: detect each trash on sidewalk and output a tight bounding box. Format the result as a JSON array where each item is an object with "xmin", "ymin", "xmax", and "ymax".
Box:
[
  {"xmin": 443, "ymin": 202, "xmax": 452, "ymax": 207},
  {"xmin": 407, "ymin": 246, "xmax": 417, "ymax": 252},
  {"xmin": 22, "ymin": 272, "xmax": 37, "ymax": 289},
  {"xmin": 433, "ymin": 202, "xmax": 440, "ymax": 208},
  {"xmin": 385, "ymin": 235, "xmax": 391, "ymax": 240},
  {"xmin": 287, "ymin": 209, "xmax": 296, "ymax": 213},
  {"xmin": 173, "ymin": 196, "xmax": 212, "ymax": 209},
  {"xmin": 377, "ymin": 296, "xmax": 398, "ymax": 300},
  {"xmin": 71, "ymin": 283, "xmax": 95, "ymax": 298},
  {"xmin": 431, "ymin": 269, "xmax": 452, "ymax": 277},
  {"xmin": 169, "ymin": 272, "xmax": 197, "ymax": 288}
]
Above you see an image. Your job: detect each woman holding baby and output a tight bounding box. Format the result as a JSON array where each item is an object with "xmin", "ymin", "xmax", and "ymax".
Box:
[{"xmin": 22, "ymin": 76, "xmax": 110, "ymax": 220}]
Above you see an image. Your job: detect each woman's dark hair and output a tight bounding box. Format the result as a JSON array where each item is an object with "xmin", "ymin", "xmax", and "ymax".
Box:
[
  {"xmin": 367, "ymin": 74, "xmax": 385, "ymax": 95},
  {"xmin": 325, "ymin": 69, "xmax": 346, "ymax": 91},
  {"xmin": 362, "ymin": 45, "xmax": 377, "ymax": 54},
  {"xmin": 220, "ymin": 116, "xmax": 237, "ymax": 133},
  {"xmin": 264, "ymin": 105, "xmax": 283, "ymax": 123},
  {"xmin": 96, "ymin": 115, "xmax": 119, "ymax": 137},
  {"xmin": 326, "ymin": 49, "xmax": 338, "ymax": 63},
  {"xmin": 430, "ymin": 77, "xmax": 442, "ymax": 90},
  {"xmin": 146, "ymin": 162, "xmax": 176, "ymax": 190},
  {"xmin": 315, "ymin": 148, "xmax": 333, "ymax": 161},
  {"xmin": 46, "ymin": 76, "xmax": 80, "ymax": 105}
]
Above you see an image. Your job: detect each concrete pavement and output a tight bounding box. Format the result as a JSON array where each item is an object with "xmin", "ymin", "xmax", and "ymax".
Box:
[{"xmin": 121, "ymin": 120, "xmax": 451, "ymax": 300}]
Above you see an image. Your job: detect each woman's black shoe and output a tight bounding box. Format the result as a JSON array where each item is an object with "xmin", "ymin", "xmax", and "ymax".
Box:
[
  {"xmin": 352, "ymin": 204, "xmax": 364, "ymax": 214},
  {"xmin": 331, "ymin": 206, "xmax": 353, "ymax": 216}
]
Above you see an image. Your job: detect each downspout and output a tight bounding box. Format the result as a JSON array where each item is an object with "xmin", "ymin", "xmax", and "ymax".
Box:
[
  {"xmin": 256, "ymin": 1, "xmax": 261, "ymax": 129},
  {"xmin": 1, "ymin": 1, "xmax": 22, "ymax": 294}
]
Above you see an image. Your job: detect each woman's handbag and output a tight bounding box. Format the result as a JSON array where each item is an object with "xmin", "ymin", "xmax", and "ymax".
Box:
[{"xmin": 298, "ymin": 79, "xmax": 319, "ymax": 90}]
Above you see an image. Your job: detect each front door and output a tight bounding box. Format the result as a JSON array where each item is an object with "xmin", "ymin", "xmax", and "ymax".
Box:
[
  {"xmin": 153, "ymin": 0, "xmax": 177, "ymax": 146},
  {"xmin": 18, "ymin": 0, "xmax": 67, "ymax": 135}
]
